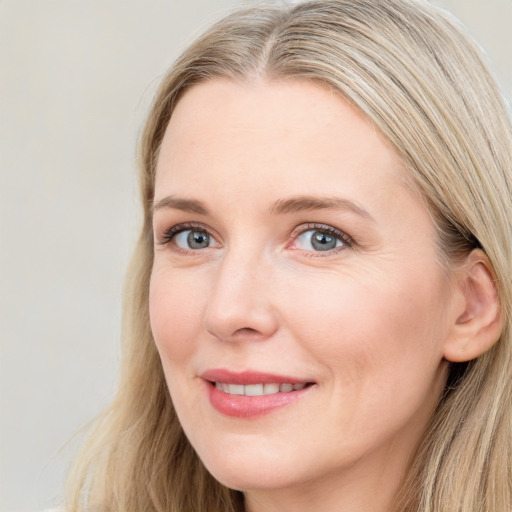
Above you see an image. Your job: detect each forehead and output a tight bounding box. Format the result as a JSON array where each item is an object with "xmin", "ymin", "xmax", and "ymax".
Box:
[{"xmin": 155, "ymin": 78, "xmax": 412, "ymax": 201}]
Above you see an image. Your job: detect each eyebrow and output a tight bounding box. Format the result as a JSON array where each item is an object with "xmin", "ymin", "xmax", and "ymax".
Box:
[
  {"xmin": 153, "ymin": 196, "xmax": 209, "ymax": 215},
  {"xmin": 270, "ymin": 195, "xmax": 373, "ymax": 219},
  {"xmin": 152, "ymin": 194, "xmax": 373, "ymax": 220}
]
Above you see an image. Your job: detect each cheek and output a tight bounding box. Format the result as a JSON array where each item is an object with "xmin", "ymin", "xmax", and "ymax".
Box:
[
  {"xmin": 281, "ymin": 271, "xmax": 449, "ymax": 453},
  {"xmin": 149, "ymin": 266, "xmax": 207, "ymax": 365},
  {"xmin": 281, "ymin": 265, "xmax": 448, "ymax": 400}
]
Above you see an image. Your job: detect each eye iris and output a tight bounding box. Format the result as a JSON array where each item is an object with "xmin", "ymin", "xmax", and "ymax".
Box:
[
  {"xmin": 311, "ymin": 231, "xmax": 337, "ymax": 251},
  {"xmin": 187, "ymin": 230, "xmax": 210, "ymax": 249}
]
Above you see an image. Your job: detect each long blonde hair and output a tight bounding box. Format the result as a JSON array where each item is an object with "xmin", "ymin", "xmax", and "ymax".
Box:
[{"xmin": 66, "ymin": 1, "xmax": 512, "ymax": 511}]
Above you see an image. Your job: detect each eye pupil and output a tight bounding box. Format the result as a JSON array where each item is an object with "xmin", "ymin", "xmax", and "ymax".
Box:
[
  {"xmin": 188, "ymin": 230, "xmax": 210, "ymax": 249},
  {"xmin": 311, "ymin": 231, "xmax": 337, "ymax": 251}
]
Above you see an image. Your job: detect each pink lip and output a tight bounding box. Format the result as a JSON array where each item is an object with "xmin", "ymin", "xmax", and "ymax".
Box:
[
  {"xmin": 200, "ymin": 369, "xmax": 315, "ymax": 419},
  {"xmin": 201, "ymin": 368, "xmax": 311, "ymax": 385}
]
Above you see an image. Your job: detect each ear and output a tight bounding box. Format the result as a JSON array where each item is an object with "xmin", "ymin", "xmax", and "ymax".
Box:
[{"xmin": 443, "ymin": 249, "xmax": 502, "ymax": 363}]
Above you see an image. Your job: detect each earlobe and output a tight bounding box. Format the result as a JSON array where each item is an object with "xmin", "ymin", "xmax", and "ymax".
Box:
[{"xmin": 443, "ymin": 249, "xmax": 502, "ymax": 363}]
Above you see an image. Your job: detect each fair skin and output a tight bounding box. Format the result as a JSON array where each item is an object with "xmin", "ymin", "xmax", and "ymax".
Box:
[{"xmin": 149, "ymin": 79, "xmax": 498, "ymax": 512}]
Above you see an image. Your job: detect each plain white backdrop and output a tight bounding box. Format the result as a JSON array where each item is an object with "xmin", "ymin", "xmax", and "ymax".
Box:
[{"xmin": 1, "ymin": 1, "xmax": 511, "ymax": 511}]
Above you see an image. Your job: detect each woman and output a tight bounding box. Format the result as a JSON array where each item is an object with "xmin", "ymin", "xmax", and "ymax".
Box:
[{"xmin": 66, "ymin": 0, "xmax": 512, "ymax": 511}]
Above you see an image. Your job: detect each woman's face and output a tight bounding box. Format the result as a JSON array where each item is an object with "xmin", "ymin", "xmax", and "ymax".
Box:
[{"xmin": 150, "ymin": 79, "xmax": 456, "ymax": 508}]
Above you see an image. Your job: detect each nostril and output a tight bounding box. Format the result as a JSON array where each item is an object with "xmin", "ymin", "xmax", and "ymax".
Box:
[{"xmin": 234, "ymin": 327, "xmax": 260, "ymax": 336}]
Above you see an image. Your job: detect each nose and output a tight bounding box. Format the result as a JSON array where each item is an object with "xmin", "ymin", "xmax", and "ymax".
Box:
[{"xmin": 203, "ymin": 249, "xmax": 279, "ymax": 343}]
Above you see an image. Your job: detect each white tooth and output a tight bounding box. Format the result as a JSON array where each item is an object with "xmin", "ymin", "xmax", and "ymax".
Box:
[
  {"xmin": 293, "ymin": 383, "xmax": 306, "ymax": 391},
  {"xmin": 228, "ymin": 384, "xmax": 244, "ymax": 395},
  {"xmin": 215, "ymin": 382, "xmax": 222, "ymax": 390},
  {"xmin": 263, "ymin": 383, "xmax": 280, "ymax": 395},
  {"xmin": 245, "ymin": 384, "xmax": 264, "ymax": 396},
  {"xmin": 221, "ymin": 382, "xmax": 229, "ymax": 393},
  {"xmin": 280, "ymin": 383, "xmax": 293, "ymax": 392}
]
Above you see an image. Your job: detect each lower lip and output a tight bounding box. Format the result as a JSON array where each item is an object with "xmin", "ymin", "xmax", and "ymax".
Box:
[{"xmin": 205, "ymin": 381, "xmax": 313, "ymax": 418}]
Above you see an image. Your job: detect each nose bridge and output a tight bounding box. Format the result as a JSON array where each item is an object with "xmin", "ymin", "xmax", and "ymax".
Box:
[{"xmin": 203, "ymin": 242, "xmax": 278, "ymax": 341}]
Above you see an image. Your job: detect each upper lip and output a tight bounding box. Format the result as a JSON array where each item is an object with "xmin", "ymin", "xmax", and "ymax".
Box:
[{"xmin": 200, "ymin": 368, "xmax": 313, "ymax": 385}]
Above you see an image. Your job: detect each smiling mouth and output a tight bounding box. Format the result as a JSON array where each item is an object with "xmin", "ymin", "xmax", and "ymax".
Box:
[
  {"xmin": 203, "ymin": 372, "xmax": 315, "ymax": 417},
  {"xmin": 213, "ymin": 382, "xmax": 309, "ymax": 396}
]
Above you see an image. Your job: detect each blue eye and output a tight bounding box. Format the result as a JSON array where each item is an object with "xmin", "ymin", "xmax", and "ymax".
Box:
[
  {"xmin": 295, "ymin": 229, "xmax": 346, "ymax": 252},
  {"xmin": 174, "ymin": 229, "xmax": 212, "ymax": 249}
]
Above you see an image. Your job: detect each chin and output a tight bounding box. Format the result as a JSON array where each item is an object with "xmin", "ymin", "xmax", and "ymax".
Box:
[
  {"xmin": 206, "ymin": 465, "xmax": 295, "ymax": 493},
  {"xmin": 197, "ymin": 445, "xmax": 303, "ymax": 492}
]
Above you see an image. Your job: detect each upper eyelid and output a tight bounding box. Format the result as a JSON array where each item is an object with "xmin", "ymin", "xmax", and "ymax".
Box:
[
  {"xmin": 158, "ymin": 222, "xmax": 218, "ymax": 245},
  {"xmin": 290, "ymin": 223, "xmax": 353, "ymax": 244}
]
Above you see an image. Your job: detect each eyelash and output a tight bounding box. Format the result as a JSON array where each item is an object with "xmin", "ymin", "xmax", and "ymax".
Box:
[
  {"xmin": 158, "ymin": 222, "xmax": 353, "ymax": 255},
  {"xmin": 158, "ymin": 222, "xmax": 214, "ymax": 249},
  {"xmin": 290, "ymin": 223, "xmax": 353, "ymax": 253}
]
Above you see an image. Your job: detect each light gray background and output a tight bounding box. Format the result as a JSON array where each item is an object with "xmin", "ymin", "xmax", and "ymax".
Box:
[{"xmin": 1, "ymin": 1, "xmax": 511, "ymax": 511}]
